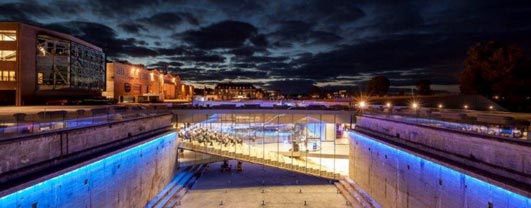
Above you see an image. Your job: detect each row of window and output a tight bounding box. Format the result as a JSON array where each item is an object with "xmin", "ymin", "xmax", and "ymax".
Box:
[
  {"xmin": 0, "ymin": 70, "xmax": 15, "ymax": 81},
  {"xmin": 0, "ymin": 30, "xmax": 16, "ymax": 41}
]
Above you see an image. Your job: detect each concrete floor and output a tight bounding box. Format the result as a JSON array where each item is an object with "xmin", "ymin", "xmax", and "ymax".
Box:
[{"xmin": 180, "ymin": 161, "xmax": 352, "ymax": 208}]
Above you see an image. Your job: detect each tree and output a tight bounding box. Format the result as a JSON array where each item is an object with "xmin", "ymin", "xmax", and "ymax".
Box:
[
  {"xmin": 367, "ymin": 76, "xmax": 390, "ymax": 96},
  {"xmin": 416, "ymin": 79, "xmax": 432, "ymax": 95},
  {"xmin": 460, "ymin": 41, "xmax": 530, "ymax": 97}
]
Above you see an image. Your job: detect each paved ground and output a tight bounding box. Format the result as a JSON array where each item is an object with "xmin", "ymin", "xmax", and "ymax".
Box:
[{"xmin": 181, "ymin": 161, "xmax": 351, "ymax": 208}]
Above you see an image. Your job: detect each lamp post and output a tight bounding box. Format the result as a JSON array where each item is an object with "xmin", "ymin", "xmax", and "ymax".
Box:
[
  {"xmin": 412, "ymin": 102, "xmax": 419, "ymax": 122},
  {"xmin": 386, "ymin": 102, "xmax": 392, "ymax": 116},
  {"xmin": 358, "ymin": 101, "xmax": 366, "ymax": 115}
]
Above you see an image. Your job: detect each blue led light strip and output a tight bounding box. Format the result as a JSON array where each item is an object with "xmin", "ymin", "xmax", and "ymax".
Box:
[
  {"xmin": 0, "ymin": 132, "xmax": 177, "ymax": 206},
  {"xmin": 349, "ymin": 131, "xmax": 530, "ymax": 207}
]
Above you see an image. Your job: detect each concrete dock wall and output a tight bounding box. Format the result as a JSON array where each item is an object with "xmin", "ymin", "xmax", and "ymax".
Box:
[
  {"xmin": 0, "ymin": 132, "xmax": 179, "ymax": 208},
  {"xmin": 349, "ymin": 131, "xmax": 531, "ymax": 208},
  {"xmin": 355, "ymin": 115, "xmax": 531, "ymax": 195},
  {"xmin": 0, "ymin": 114, "xmax": 172, "ymax": 183}
]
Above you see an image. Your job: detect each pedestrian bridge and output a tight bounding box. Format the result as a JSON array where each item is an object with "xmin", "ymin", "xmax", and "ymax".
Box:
[{"xmin": 178, "ymin": 139, "xmax": 342, "ymax": 180}]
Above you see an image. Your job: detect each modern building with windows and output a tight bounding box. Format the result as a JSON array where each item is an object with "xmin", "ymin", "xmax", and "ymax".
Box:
[
  {"xmin": 214, "ymin": 82, "xmax": 264, "ymax": 100},
  {"xmin": 0, "ymin": 22, "xmax": 105, "ymax": 106}
]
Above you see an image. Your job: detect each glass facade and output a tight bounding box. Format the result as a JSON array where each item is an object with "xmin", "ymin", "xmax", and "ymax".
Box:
[
  {"xmin": 36, "ymin": 34, "xmax": 105, "ymax": 90},
  {"xmin": 177, "ymin": 112, "xmax": 350, "ymax": 178},
  {"xmin": 70, "ymin": 42, "xmax": 105, "ymax": 90},
  {"xmin": 36, "ymin": 35, "xmax": 70, "ymax": 89}
]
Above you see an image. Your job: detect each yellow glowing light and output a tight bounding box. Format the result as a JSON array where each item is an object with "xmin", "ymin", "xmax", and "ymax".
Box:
[
  {"xmin": 359, "ymin": 101, "xmax": 366, "ymax": 108},
  {"xmin": 386, "ymin": 102, "xmax": 391, "ymax": 108},
  {"xmin": 489, "ymin": 105, "xmax": 494, "ymax": 110},
  {"xmin": 438, "ymin": 104, "xmax": 443, "ymax": 108},
  {"xmin": 38, "ymin": 46, "xmax": 46, "ymax": 55},
  {"xmin": 411, "ymin": 102, "xmax": 418, "ymax": 109},
  {"xmin": 464, "ymin": 104, "xmax": 468, "ymax": 109}
]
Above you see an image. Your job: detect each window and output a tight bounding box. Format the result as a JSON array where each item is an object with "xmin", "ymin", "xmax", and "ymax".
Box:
[
  {"xmin": 0, "ymin": 50, "xmax": 16, "ymax": 61},
  {"xmin": 0, "ymin": 70, "xmax": 15, "ymax": 81},
  {"xmin": 0, "ymin": 30, "xmax": 16, "ymax": 41},
  {"xmin": 37, "ymin": 72, "xmax": 43, "ymax": 84}
]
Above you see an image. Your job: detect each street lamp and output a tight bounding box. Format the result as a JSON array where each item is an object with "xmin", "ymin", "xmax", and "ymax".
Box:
[
  {"xmin": 411, "ymin": 102, "xmax": 419, "ymax": 121},
  {"xmin": 411, "ymin": 102, "xmax": 418, "ymax": 109},
  {"xmin": 438, "ymin": 104, "xmax": 443, "ymax": 109},
  {"xmin": 489, "ymin": 105, "xmax": 494, "ymax": 110},
  {"xmin": 359, "ymin": 101, "xmax": 366, "ymax": 109},
  {"xmin": 386, "ymin": 102, "xmax": 391, "ymax": 108},
  {"xmin": 464, "ymin": 104, "xmax": 469, "ymax": 110}
]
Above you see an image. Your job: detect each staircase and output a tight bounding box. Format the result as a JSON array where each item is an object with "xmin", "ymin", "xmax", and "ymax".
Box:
[
  {"xmin": 179, "ymin": 140, "xmax": 341, "ymax": 180},
  {"xmin": 146, "ymin": 164, "xmax": 207, "ymax": 208},
  {"xmin": 334, "ymin": 177, "xmax": 381, "ymax": 208}
]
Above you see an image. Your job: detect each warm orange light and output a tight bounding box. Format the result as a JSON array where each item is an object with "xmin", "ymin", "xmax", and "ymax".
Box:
[
  {"xmin": 411, "ymin": 102, "xmax": 418, "ymax": 109},
  {"xmin": 359, "ymin": 101, "xmax": 366, "ymax": 108}
]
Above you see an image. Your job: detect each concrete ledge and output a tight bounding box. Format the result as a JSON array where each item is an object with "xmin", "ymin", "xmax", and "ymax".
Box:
[
  {"xmin": 0, "ymin": 114, "xmax": 173, "ymax": 184},
  {"xmin": 354, "ymin": 127, "xmax": 531, "ymax": 198}
]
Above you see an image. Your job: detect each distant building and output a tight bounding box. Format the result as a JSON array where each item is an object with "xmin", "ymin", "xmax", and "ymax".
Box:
[
  {"xmin": 265, "ymin": 89, "xmax": 283, "ymax": 100},
  {"xmin": 178, "ymin": 83, "xmax": 194, "ymax": 101},
  {"xmin": 214, "ymin": 82, "xmax": 264, "ymax": 100},
  {"xmin": 0, "ymin": 22, "xmax": 105, "ymax": 105},
  {"xmin": 194, "ymin": 87, "xmax": 218, "ymax": 101},
  {"xmin": 103, "ymin": 61, "xmax": 188, "ymax": 103}
]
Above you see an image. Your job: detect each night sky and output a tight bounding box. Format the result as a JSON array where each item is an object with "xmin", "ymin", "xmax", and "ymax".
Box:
[{"xmin": 1, "ymin": 0, "xmax": 531, "ymax": 94}]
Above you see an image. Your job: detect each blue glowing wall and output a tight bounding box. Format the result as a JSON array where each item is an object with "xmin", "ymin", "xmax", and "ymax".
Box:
[
  {"xmin": 349, "ymin": 131, "xmax": 530, "ymax": 208},
  {"xmin": 0, "ymin": 132, "xmax": 179, "ymax": 208}
]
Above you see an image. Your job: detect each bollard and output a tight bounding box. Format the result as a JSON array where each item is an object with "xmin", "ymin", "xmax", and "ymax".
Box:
[
  {"xmin": 262, "ymin": 189, "xmax": 265, "ymax": 193},
  {"xmin": 262, "ymin": 200, "xmax": 265, "ymax": 206},
  {"xmin": 220, "ymin": 200, "xmax": 224, "ymax": 206},
  {"xmin": 304, "ymin": 201, "xmax": 307, "ymax": 206}
]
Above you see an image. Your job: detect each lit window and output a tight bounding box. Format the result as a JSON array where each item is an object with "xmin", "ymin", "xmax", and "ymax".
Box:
[
  {"xmin": 9, "ymin": 71, "xmax": 15, "ymax": 81},
  {"xmin": 0, "ymin": 30, "xmax": 16, "ymax": 41},
  {"xmin": 0, "ymin": 50, "xmax": 16, "ymax": 61},
  {"xmin": 0, "ymin": 70, "xmax": 15, "ymax": 81},
  {"xmin": 37, "ymin": 72, "xmax": 43, "ymax": 84}
]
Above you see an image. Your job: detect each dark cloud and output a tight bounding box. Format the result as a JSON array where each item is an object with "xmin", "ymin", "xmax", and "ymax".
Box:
[
  {"xmin": 138, "ymin": 12, "xmax": 198, "ymax": 29},
  {"xmin": 269, "ymin": 20, "xmax": 342, "ymax": 47},
  {"xmin": 119, "ymin": 22, "xmax": 147, "ymax": 33},
  {"xmin": 229, "ymin": 46, "xmax": 267, "ymax": 57},
  {"xmin": 174, "ymin": 54, "xmax": 225, "ymax": 63},
  {"xmin": 178, "ymin": 20, "xmax": 261, "ymax": 49},
  {"xmin": 88, "ymin": 0, "xmax": 157, "ymax": 17},
  {"xmin": 46, "ymin": 21, "xmax": 157, "ymax": 58}
]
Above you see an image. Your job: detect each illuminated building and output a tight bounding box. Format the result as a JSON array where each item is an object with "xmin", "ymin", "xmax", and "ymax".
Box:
[
  {"xmin": 103, "ymin": 61, "xmax": 186, "ymax": 102},
  {"xmin": 0, "ymin": 22, "xmax": 105, "ymax": 105},
  {"xmin": 214, "ymin": 82, "xmax": 264, "ymax": 100}
]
